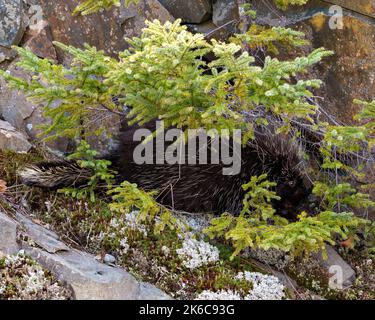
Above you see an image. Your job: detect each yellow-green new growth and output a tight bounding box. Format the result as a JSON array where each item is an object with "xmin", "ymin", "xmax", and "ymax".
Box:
[{"xmin": 74, "ymin": 0, "xmax": 138, "ymax": 16}]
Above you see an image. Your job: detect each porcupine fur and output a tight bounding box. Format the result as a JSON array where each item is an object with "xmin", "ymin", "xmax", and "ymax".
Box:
[{"xmin": 18, "ymin": 119, "xmax": 313, "ymax": 220}]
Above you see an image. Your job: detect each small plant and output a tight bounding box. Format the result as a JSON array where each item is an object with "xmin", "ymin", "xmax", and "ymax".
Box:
[
  {"xmin": 354, "ymin": 99, "xmax": 375, "ymax": 148},
  {"xmin": 274, "ymin": 0, "xmax": 309, "ymax": 9},
  {"xmin": 232, "ymin": 25, "xmax": 308, "ymax": 55},
  {"xmin": 108, "ymin": 181, "xmax": 181, "ymax": 234},
  {"xmin": 73, "ymin": 0, "xmax": 138, "ymax": 16},
  {"xmin": 313, "ymin": 182, "xmax": 374, "ymax": 212},
  {"xmin": 204, "ymin": 175, "xmax": 371, "ymax": 259},
  {"xmin": 59, "ymin": 140, "xmax": 116, "ymax": 202}
]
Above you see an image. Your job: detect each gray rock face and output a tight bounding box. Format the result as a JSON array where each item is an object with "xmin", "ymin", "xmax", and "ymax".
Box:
[
  {"xmin": 16, "ymin": 212, "xmax": 70, "ymax": 254},
  {"xmin": 0, "ymin": 212, "xmax": 20, "ymax": 255},
  {"xmin": 317, "ymin": 245, "xmax": 356, "ymax": 288},
  {"xmin": 0, "ymin": 0, "xmax": 25, "ymax": 47},
  {"xmin": 0, "ymin": 210, "xmax": 171, "ymax": 300},
  {"xmin": 138, "ymin": 282, "xmax": 172, "ymax": 300},
  {"xmin": 212, "ymin": 0, "xmax": 239, "ymax": 28},
  {"xmin": 120, "ymin": 0, "xmax": 175, "ymax": 39},
  {"xmin": 0, "ymin": 119, "xmax": 32, "ymax": 152},
  {"xmin": 0, "ymin": 61, "xmax": 70, "ymax": 153},
  {"xmin": 25, "ymin": 247, "xmax": 140, "ymax": 300},
  {"xmin": 158, "ymin": 0, "xmax": 212, "ymax": 23},
  {"xmin": 0, "ymin": 62, "xmax": 35, "ymax": 131}
]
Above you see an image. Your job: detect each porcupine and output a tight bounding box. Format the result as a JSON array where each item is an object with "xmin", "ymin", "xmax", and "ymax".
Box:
[{"xmin": 18, "ymin": 118, "xmax": 313, "ymax": 220}]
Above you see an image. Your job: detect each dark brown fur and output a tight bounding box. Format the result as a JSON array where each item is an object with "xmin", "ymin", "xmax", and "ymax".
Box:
[{"xmin": 19, "ymin": 122, "xmax": 312, "ymax": 219}]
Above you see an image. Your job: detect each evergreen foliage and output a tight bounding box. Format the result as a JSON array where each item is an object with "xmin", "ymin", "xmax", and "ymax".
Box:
[
  {"xmin": 204, "ymin": 175, "xmax": 370, "ymax": 259},
  {"xmin": 232, "ymin": 25, "xmax": 308, "ymax": 55},
  {"xmin": 59, "ymin": 141, "xmax": 116, "ymax": 202},
  {"xmin": 74, "ymin": 0, "xmax": 138, "ymax": 15},
  {"xmin": 108, "ymin": 181, "xmax": 181, "ymax": 234},
  {"xmin": 274, "ymin": 0, "xmax": 309, "ymax": 9},
  {"xmin": 0, "ymin": 19, "xmax": 373, "ymax": 259},
  {"xmin": 0, "ymin": 20, "xmax": 332, "ymax": 144}
]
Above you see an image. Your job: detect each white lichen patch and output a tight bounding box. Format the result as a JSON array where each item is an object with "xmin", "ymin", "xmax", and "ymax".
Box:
[
  {"xmin": 124, "ymin": 211, "xmax": 148, "ymax": 236},
  {"xmin": 0, "ymin": 251, "xmax": 72, "ymax": 300},
  {"xmin": 196, "ymin": 289, "xmax": 242, "ymax": 300},
  {"xmin": 178, "ymin": 213, "xmax": 212, "ymax": 234},
  {"xmin": 195, "ymin": 272, "xmax": 285, "ymax": 300},
  {"xmin": 176, "ymin": 238, "xmax": 219, "ymax": 270},
  {"xmin": 237, "ymin": 272, "xmax": 285, "ymax": 300}
]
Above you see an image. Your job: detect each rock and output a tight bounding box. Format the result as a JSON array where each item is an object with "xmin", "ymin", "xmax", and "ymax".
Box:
[
  {"xmin": 28, "ymin": 0, "xmax": 124, "ymax": 62},
  {"xmin": 0, "ymin": 119, "xmax": 32, "ymax": 153},
  {"xmin": 120, "ymin": 0, "xmax": 175, "ymax": 40},
  {"xmin": 0, "ymin": 204, "xmax": 172, "ymax": 300},
  {"xmin": 1, "ymin": 0, "xmax": 175, "ymax": 153},
  {"xmin": 0, "ymin": 62, "xmax": 35, "ymax": 131},
  {"xmin": 16, "ymin": 213, "xmax": 70, "ymax": 254},
  {"xmin": 23, "ymin": 19, "xmax": 57, "ymax": 61},
  {"xmin": 0, "ymin": 46, "xmax": 16, "ymax": 64},
  {"xmin": 186, "ymin": 20, "xmax": 230, "ymax": 42},
  {"xmin": 212, "ymin": 0, "xmax": 239, "ymax": 33},
  {"xmin": 138, "ymin": 282, "xmax": 173, "ymax": 300},
  {"xmin": 0, "ymin": 0, "xmax": 26, "ymax": 64},
  {"xmin": 0, "ymin": 61, "xmax": 70, "ymax": 152},
  {"xmin": 324, "ymin": 0, "xmax": 375, "ymax": 18},
  {"xmin": 23, "ymin": 246, "xmax": 141, "ymax": 300},
  {"xmin": 316, "ymin": 245, "xmax": 356, "ymax": 288},
  {"xmin": 104, "ymin": 254, "xmax": 116, "ymax": 265},
  {"xmin": 158, "ymin": 0, "xmax": 212, "ymax": 23},
  {"xmin": 0, "ymin": 211, "xmax": 20, "ymax": 255},
  {"xmin": 253, "ymin": 0, "xmax": 375, "ymax": 124},
  {"xmin": 0, "ymin": 0, "xmax": 25, "ymax": 47},
  {"xmin": 292, "ymin": 13, "xmax": 375, "ymax": 124}
]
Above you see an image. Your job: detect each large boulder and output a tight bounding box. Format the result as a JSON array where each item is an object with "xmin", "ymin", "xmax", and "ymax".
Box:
[
  {"xmin": 0, "ymin": 61, "xmax": 69, "ymax": 153},
  {"xmin": 212, "ymin": 0, "xmax": 239, "ymax": 30},
  {"xmin": 0, "ymin": 0, "xmax": 25, "ymax": 47},
  {"xmin": 120, "ymin": 0, "xmax": 175, "ymax": 39},
  {"xmin": 0, "ymin": 0, "xmax": 25, "ymax": 63},
  {"xmin": 294, "ymin": 13, "xmax": 375, "ymax": 123},
  {"xmin": 253, "ymin": 0, "xmax": 375, "ymax": 124},
  {"xmin": 158, "ymin": 0, "xmax": 212, "ymax": 23}
]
